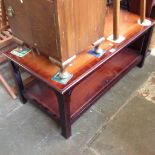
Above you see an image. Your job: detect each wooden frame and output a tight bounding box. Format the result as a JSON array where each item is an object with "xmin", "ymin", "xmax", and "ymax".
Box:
[
  {"xmin": 0, "ymin": 2, "xmax": 33, "ymax": 100},
  {"xmin": 0, "ymin": 0, "xmax": 16, "ymax": 99},
  {"xmin": 4, "ymin": 0, "xmax": 107, "ymax": 70},
  {"xmin": 0, "ymin": 55, "xmax": 16, "ymax": 99},
  {"xmin": 0, "ymin": 0, "xmax": 10, "ymax": 32},
  {"xmin": 3, "ymin": 0, "xmax": 150, "ymax": 74},
  {"xmin": 0, "ymin": 0, "xmax": 12, "ymax": 49},
  {"xmin": 112, "ymin": 0, "xmax": 148, "ymax": 39},
  {"xmin": 113, "ymin": 0, "xmax": 120, "ymax": 40},
  {"xmin": 129, "ymin": 0, "xmax": 155, "ymax": 18},
  {"xmin": 140, "ymin": 0, "xmax": 146, "ymax": 23}
]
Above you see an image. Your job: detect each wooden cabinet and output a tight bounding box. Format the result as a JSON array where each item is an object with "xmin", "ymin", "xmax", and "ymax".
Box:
[
  {"xmin": 4, "ymin": 0, "xmax": 107, "ymax": 66},
  {"xmin": 3, "ymin": 6, "xmax": 155, "ymax": 138}
]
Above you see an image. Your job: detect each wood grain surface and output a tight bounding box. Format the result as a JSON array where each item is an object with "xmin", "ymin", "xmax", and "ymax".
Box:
[{"xmin": 3, "ymin": 7, "xmax": 155, "ymax": 93}]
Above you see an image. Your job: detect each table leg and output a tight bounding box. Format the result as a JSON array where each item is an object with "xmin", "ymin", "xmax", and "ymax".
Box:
[
  {"xmin": 56, "ymin": 91, "xmax": 71, "ymax": 139},
  {"xmin": 126, "ymin": 0, "xmax": 130, "ymax": 11},
  {"xmin": 9, "ymin": 60, "xmax": 27, "ymax": 104},
  {"xmin": 138, "ymin": 27, "xmax": 154, "ymax": 68}
]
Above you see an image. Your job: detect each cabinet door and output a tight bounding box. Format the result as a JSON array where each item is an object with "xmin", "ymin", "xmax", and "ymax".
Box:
[{"xmin": 4, "ymin": 0, "xmax": 34, "ymax": 46}]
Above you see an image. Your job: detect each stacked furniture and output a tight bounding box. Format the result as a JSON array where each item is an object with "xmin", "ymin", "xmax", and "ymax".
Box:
[
  {"xmin": 129, "ymin": 0, "xmax": 155, "ymax": 55},
  {"xmin": 2, "ymin": 0, "xmax": 155, "ymax": 138}
]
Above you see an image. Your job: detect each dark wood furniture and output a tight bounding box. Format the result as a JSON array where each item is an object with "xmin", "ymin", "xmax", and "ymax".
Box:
[
  {"xmin": 107, "ymin": 0, "xmax": 130, "ymax": 10},
  {"xmin": 2, "ymin": 7, "xmax": 155, "ymax": 139},
  {"xmin": 4, "ymin": 0, "xmax": 107, "ymax": 68},
  {"xmin": 0, "ymin": 57, "xmax": 16, "ymax": 99},
  {"xmin": 0, "ymin": 0, "xmax": 9, "ymax": 32},
  {"xmin": 129, "ymin": 0, "xmax": 155, "ymax": 18},
  {"xmin": 129, "ymin": 0, "xmax": 155, "ymax": 55}
]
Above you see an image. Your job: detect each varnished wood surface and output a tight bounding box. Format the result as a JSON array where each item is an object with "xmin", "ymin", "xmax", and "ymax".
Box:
[
  {"xmin": 56, "ymin": 0, "xmax": 106, "ymax": 62},
  {"xmin": 24, "ymin": 48, "xmax": 141, "ymax": 122},
  {"xmin": 3, "ymin": 7, "xmax": 155, "ymax": 93}
]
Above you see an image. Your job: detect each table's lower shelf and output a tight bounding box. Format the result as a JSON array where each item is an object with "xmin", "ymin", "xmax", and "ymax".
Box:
[{"xmin": 24, "ymin": 48, "xmax": 142, "ymax": 124}]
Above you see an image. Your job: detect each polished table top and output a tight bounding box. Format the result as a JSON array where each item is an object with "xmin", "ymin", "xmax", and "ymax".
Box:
[{"xmin": 3, "ymin": 7, "xmax": 155, "ymax": 93}]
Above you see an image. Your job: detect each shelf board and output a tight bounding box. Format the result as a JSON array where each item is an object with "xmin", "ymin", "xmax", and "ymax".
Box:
[{"xmin": 24, "ymin": 48, "xmax": 142, "ymax": 123}]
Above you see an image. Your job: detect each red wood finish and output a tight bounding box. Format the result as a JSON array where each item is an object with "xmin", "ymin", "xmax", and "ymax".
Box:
[
  {"xmin": 3, "ymin": 8, "xmax": 155, "ymax": 93},
  {"xmin": 2, "ymin": 7, "xmax": 155, "ymax": 138}
]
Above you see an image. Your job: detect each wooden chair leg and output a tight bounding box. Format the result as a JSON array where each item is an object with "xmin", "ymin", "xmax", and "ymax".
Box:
[
  {"xmin": 1, "ymin": 0, "xmax": 7, "ymax": 29},
  {"xmin": 0, "ymin": 74, "xmax": 17, "ymax": 99}
]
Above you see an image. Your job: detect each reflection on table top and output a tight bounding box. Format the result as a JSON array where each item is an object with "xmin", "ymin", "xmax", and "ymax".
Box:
[{"xmin": 3, "ymin": 7, "xmax": 155, "ymax": 93}]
